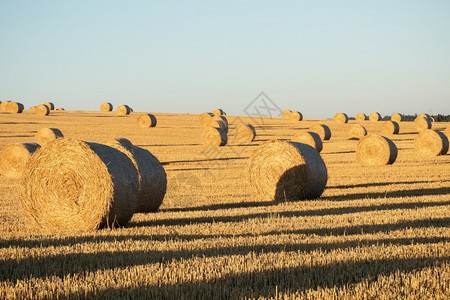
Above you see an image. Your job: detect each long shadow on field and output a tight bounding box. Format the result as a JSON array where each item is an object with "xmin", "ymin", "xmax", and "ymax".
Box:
[
  {"xmin": 322, "ymin": 150, "xmax": 355, "ymax": 155},
  {"xmin": 162, "ymin": 157, "xmax": 247, "ymax": 165},
  {"xmin": 163, "ymin": 200, "xmax": 278, "ymax": 213},
  {"xmin": 137, "ymin": 144, "xmax": 201, "ymax": 147},
  {"xmin": 329, "ymin": 180, "xmax": 450, "ymax": 189},
  {"xmin": 0, "ymin": 135, "xmax": 34, "ymax": 138}
]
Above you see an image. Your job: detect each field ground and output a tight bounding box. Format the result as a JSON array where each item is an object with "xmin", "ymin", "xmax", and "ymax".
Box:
[{"xmin": 0, "ymin": 110, "xmax": 449, "ymax": 299}]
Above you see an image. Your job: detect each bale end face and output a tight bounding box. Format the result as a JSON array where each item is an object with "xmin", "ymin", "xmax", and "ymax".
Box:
[
  {"xmin": 212, "ymin": 108, "xmax": 226, "ymax": 116},
  {"xmin": 414, "ymin": 129, "xmax": 449, "ymax": 157},
  {"xmin": 355, "ymin": 113, "xmax": 366, "ymax": 122},
  {"xmin": 199, "ymin": 112, "xmax": 214, "ymax": 126},
  {"xmin": 0, "ymin": 143, "xmax": 40, "ymax": 179},
  {"xmin": 391, "ymin": 113, "xmax": 402, "ymax": 122},
  {"xmin": 334, "ymin": 112, "xmax": 348, "ymax": 124},
  {"xmin": 202, "ymin": 127, "xmax": 227, "ymax": 146},
  {"xmin": 282, "ymin": 109, "xmax": 292, "ymax": 119},
  {"xmin": 233, "ymin": 123, "xmax": 256, "ymax": 144},
  {"xmin": 292, "ymin": 131, "xmax": 323, "ymax": 152},
  {"xmin": 35, "ymin": 104, "xmax": 50, "ymax": 116},
  {"xmin": 356, "ymin": 135, "xmax": 398, "ymax": 166},
  {"xmin": 290, "ymin": 111, "xmax": 303, "ymax": 121},
  {"xmin": 347, "ymin": 124, "xmax": 367, "ymax": 140},
  {"xmin": 414, "ymin": 116, "xmax": 432, "ymax": 132},
  {"xmin": 44, "ymin": 102, "xmax": 55, "ymax": 110},
  {"xmin": 369, "ymin": 112, "xmax": 381, "ymax": 122},
  {"xmin": 5, "ymin": 102, "xmax": 24, "ymax": 114},
  {"xmin": 35, "ymin": 128, "xmax": 64, "ymax": 146},
  {"xmin": 382, "ymin": 121, "xmax": 399, "ymax": 135},
  {"xmin": 309, "ymin": 124, "xmax": 331, "ymax": 140},
  {"xmin": 100, "ymin": 102, "xmax": 113, "ymax": 112},
  {"xmin": 117, "ymin": 105, "xmax": 131, "ymax": 115},
  {"xmin": 137, "ymin": 113, "xmax": 157, "ymax": 128}
]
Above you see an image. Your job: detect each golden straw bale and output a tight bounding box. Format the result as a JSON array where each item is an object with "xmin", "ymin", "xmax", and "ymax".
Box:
[
  {"xmin": 35, "ymin": 104, "xmax": 50, "ymax": 116},
  {"xmin": 137, "ymin": 113, "xmax": 157, "ymax": 128},
  {"xmin": 0, "ymin": 143, "xmax": 40, "ymax": 179},
  {"xmin": 199, "ymin": 112, "xmax": 214, "ymax": 126},
  {"xmin": 210, "ymin": 119, "xmax": 228, "ymax": 133},
  {"xmin": 210, "ymin": 115, "xmax": 228, "ymax": 127},
  {"xmin": 247, "ymin": 140, "xmax": 327, "ymax": 201},
  {"xmin": 414, "ymin": 116, "xmax": 431, "ymax": 132},
  {"xmin": 444, "ymin": 127, "xmax": 450, "ymax": 140},
  {"xmin": 355, "ymin": 113, "xmax": 366, "ymax": 121},
  {"xmin": 56, "ymin": 107, "xmax": 64, "ymax": 111},
  {"xmin": 414, "ymin": 129, "xmax": 449, "ymax": 157},
  {"xmin": 309, "ymin": 124, "xmax": 331, "ymax": 140},
  {"xmin": 100, "ymin": 102, "xmax": 113, "ymax": 112},
  {"xmin": 369, "ymin": 112, "xmax": 381, "ymax": 121},
  {"xmin": 20, "ymin": 138, "xmax": 140, "ymax": 231},
  {"xmin": 6, "ymin": 101, "xmax": 24, "ymax": 113},
  {"xmin": 234, "ymin": 124, "xmax": 256, "ymax": 144},
  {"xmin": 29, "ymin": 106, "xmax": 36, "ymax": 111},
  {"xmin": 117, "ymin": 104, "xmax": 131, "ymax": 115},
  {"xmin": 292, "ymin": 131, "xmax": 323, "ymax": 152},
  {"xmin": 346, "ymin": 124, "xmax": 367, "ymax": 139},
  {"xmin": 282, "ymin": 109, "xmax": 292, "ymax": 119},
  {"xmin": 417, "ymin": 113, "xmax": 431, "ymax": 121},
  {"xmin": 356, "ymin": 135, "xmax": 397, "ymax": 166},
  {"xmin": 212, "ymin": 108, "xmax": 226, "ymax": 116},
  {"xmin": 334, "ymin": 112, "xmax": 348, "ymax": 124},
  {"xmin": 382, "ymin": 121, "xmax": 400, "ymax": 135},
  {"xmin": 0, "ymin": 101, "xmax": 10, "ymax": 112},
  {"xmin": 44, "ymin": 102, "xmax": 55, "ymax": 110},
  {"xmin": 290, "ymin": 111, "xmax": 303, "ymax": 121},
  {"xmin": 35, "ymin": 128, "xmax": 64, "ymax": 145},
  {"xmin": 202, "ymin": 127, "xmax": 227, "ymax": 146},
  {"xmin": 391, "ymin": 113, "xmax": 402, "ymax": 122}
]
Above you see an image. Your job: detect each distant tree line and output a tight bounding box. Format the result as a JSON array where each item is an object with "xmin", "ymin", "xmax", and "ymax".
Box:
[{"xmin": 381, "ymin": 114, "xmax": 450, "ymax": 122}]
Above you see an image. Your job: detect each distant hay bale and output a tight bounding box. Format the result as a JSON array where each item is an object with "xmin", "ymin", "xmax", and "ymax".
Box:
[
  {"xmin": 234, "ymin": 124, "xmax": 256, "ymax": 143},
  {"xmin": 20, "ymin": 138, "xmax": 140, "ymax": 231},
  {"xmin": 35, "ymin": 128, "xmax": 64, "ymax": 145},
  {"xmin": 290, "ymin": 111, "xmax": 303, "ymax": 121},
  {"xmin": 0, "ymin": 101, "xmax": 10, "ymax": 112},
  {"xmin": 248, "ymin": 140, "xmax": 327, "ymax": 201},
  {"xmin": 414, "ymin": 116, "xmax": 431, "ymax": 132},
  {"xmin": 292, "ymin": 131, "xmax": 323, "ymax": 152},
  {"xmin": 0, "ymin": 143, "xmax": 40, "ymax": 179},
  {"xmin": 117, "ymin": 104, "xmax": 131, "ymax": 115},
  {"xmin": 29, "ymin": 106, "xmax": 36, "ymax": 111},
  {"xmin": 44, "ymin": 102, "xmax": 55, "ymax": 110},
  {"xmin": 346, "ymin": 124, "xmax": 367, "ymax": 139},
  {"xmin": 417, "ymin": 113, "xmax": 431, "ymax": 121},
  {"xmin": 137, "ymin": 113, "xmax": 157, "ymax": 128},
  {"xmin": 309, "ymin": 124, "xmax": 331, "ymax": 140},
  {"xmin": 212, "ymin": 108, "xmax": 226, "ymax": 116},
  {"xmin": 414, "ymin": 129, "xmax": 449, "ymax": 157},
  {"xmin": 202, "ymin": 127, "xmax": 227, "ymax": 146},
  {"xmin": 210, "ymin": 119, "xmax": 228, "ymax": 133},
  {"xmin": 105, "ymin": 138, "xmax": 167, "ymax": 213},
  {"xmin": 5, "ymin": 101, "xmax": 24, "ymax": 113},
  {"xmin": 282, "ymin": 109, "xmax": 292, "ymax": 119},
  {"xmin": 356, "ymin": 135, "xmax": 398, "ymax": 166},
  {"xmin": 355, "ymin": 113, "xmax": 366, "ymax": 121},
  {"xmin": 100, "ymin": 102, "xmax": 113, "ymax": 112},
  {"xmin": 210, "ymin": 115, "xmax": 228, "ymax": 127},
  {"xmin": 199, "ymin": 112, "xmax": 214, "ymax": 126},
  {"xmin": 369, "ymin": 112, "xmax": 381, "ymax": 121},
  {"xmin": 382, "ymin": 121, "xmax": 399, "ymax": 135},
  {"xmin": 56, "ymin": 107, "xmax": 64, "ymax": 111},
  {"xmin": 35, "ymin": 104, "xmax": 50, "ymax": 116},
  {"xmin": 334, "ymin": 112, "xmax": 348, "ymax": 124},
  {"xmin": 391, "ymin": 113, "xmax": 402, "ymax": 122}
]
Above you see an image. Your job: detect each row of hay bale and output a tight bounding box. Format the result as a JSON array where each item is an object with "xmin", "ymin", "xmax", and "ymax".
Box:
[
  {"xmin": 0, "ymin": 101, "xmax": 24, "ymax": 113},
  {"xmin": 100, "ymin": 102, "xmax": 135, "ymax": 115},
  {"xmin": 282, "ymin": 109, "xmax": 303, "ymax": 121},
  {"xmin": 0, "ymin": 100, "xmax": 65, "ymax": 115}
]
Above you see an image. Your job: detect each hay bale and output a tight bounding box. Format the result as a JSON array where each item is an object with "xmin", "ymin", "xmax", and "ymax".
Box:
[
  {"xmin": 444, "ymin": 127, "xmax": 450, "ymax": 140},
  {"xmin": 35, "ymin": 128, "xmax": 64, "ymax": 145},
  {"xmin": 417, "ymin": 113, "xmax": 431, "ymax": 121},
  {"xmin": 247, "ymin": 140, "xmax": 327, "ymax": 201},
  {"xmin": 0, "ymin": 101, "xmax": 10, "ymax": 112},
  {"xmin": 334, "ymin": 112, "xmax": 348, "ymax": 123},
  {"xmin": 356, "ymin": 135, "xmax": 397, "ymax": 166},
  {"xmin": 0, "ymin": 143, "xmax": 40, "ymax": 178},
  {"xmin": 234, "ymin": 124, "xmax": 256, "ymax": 143},
  {"xmin": 199, "ymin": 112, "xmax": 214, "ymax": 126},
  {"xmin": 382, "ymin": 121, "xmax": 399, "ymax": 135},
  {"xmin": 117, "ymin": 104, "xmax": 131, "ymax": 115},
  {"xmin": 391, "ymin": 113, "xmax": 402, "ymax": 122},
  {"xmin": 290, "ymin": 111, "xmax": 303, "ymax": 121},
  {"xmin": 369, "ymin": 112, "xmax": 381, "ymax": 121},
  {"xmin": 5, "ymin": 101, "xmax": 24, "ymax": 113},
  {"xmin": 346, "ymin": 124, "xmax": 367, "ymax": 139},
  {"xmin": 414, "ymin": 116, "xmax": 431, "ymax": 132},
  {"xmin": 202, "ymin": 127, "xmax": 227, "ymax": 146},
  {"xmin": 100, "ymin": 102, "xmax": 113, "ymax": 112},
  {"xmin": 212, "ymin": 108, "xmax": 226, "ymax": 116},
  {"xmin": 56, "ymin": 107, "xmax": 64, "ymax": 111},
  {"xmin": 309, "ymin": 124, "xmax": 331, "ymax": 141},
  {"xmin": 210, "ymin": 115, "xmax": 228, "ymax": 127},
  {"xmin": 414, "ymin": 129, "xmax": 449, "ymax": 157},
  {"xmin": 282, "ymin": 109, "xmax": 292, "ymax": 119},
  {"xmin": 105, "ymin": 138, "xmax": 167, "ymax": 213},
  {"xmin": 20, "ymin": 138, "xmax": 139, "ymax": 231},
  {"xmin": 29, "ymin": 106, "xmax": 36, "ymax": 111},
  {"xmin": 44, "ymin": 102, "xmax": 55, "ymax": 110},
  {"xmin": 35, "ymin": 104, "xmax": 50, "ymax": 116},
  {"xmin": 292, "ymin": 131, "xmax": 323, "ymax": 152},
  {"xmin": 355, "ymin": 113, "xmax": 366, "ymax": 121},
  {"xmin": 210, "ymin": 119, "xmax": 228, "ymax": 133},
  {"xmin": 137, "ymin": 113, "xmax": 157, "ymax": 128}
]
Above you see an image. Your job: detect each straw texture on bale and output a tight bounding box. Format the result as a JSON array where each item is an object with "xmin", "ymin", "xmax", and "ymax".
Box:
[
  {"xmin": 0, "ymin": 143, "xmax": 40, "ymax": 179},
  {"xmin": 20, "ymin": 138, "xmax": 139, "ymax": 231},
  {"xmin": 414, "ymin": 116, "xmax": 431, "ymax": 132},
  {"xmin": 105, "ymin": 138, "xmax": 167, "ymax": 213},
  {"xmin": 100, "ymin": 102, "xmax": 113, "ymax": 112},
  {"xmin": 417, "ymin": 113, "xmax": 431, "ymax": 121},
  {"xmin": 212, "ymin": 108, "xmax": 225, "ymax": 116},
  {"xmin": 444, "ymin": 127, "xmax": 450, "ymax": 140},
  {"xmin": 234, "ymin": 123, "xmax": 256, "ymax": 144},
  {"xmin": 210, "ymin": 119, "xmax": 228, "ymax": 133},
  {"xmin": 290, "ymin": 111, "xmax": 303, "ymax": 121},
  {"xmin": 5, "ymin": 101, "xmax": 24, "ymax": 113},
  {"xmin": 414, "ymin": 129, "xmax": 449, "ymax": 157},
  {"xmin": 346, "ymin": 124, "xmax": 367, "ymax": 139},
  {"xmin": 356, "ymin": 135, "xmax": 398, "ymax": 166},
  {"xmin": 117, "ymin": 104, "xmax": 131, "ymax": 115},
  {"xmin": 35, "ymin": 104, "xmax": 50, "ymax": 116},
  {"xmin": 137, "ymin": 113, "xmax": 157, "ymax": 128},
  {"xmin": 334, "ymin": 112, "xmax": 348, "ymax": 123},
  {"xmin": 382, "ymin": 121, "xmax": 399, "ymax": 135},
  {"xmin": 369, "ymin": 112, "xmax": 381, "ymax": 121},
  {"xmin": 44, "ymin": 102, "xmax": 55, "ymax": 110},
  {"xmin": 210, "ymin": 115, "xmax": 228, "ymax": 127},
  {"xmin": 282, "ymin": 109, "xmax": 292, "ymax": 119},
  {"xmin": 199, "ymin": 112, "xmax": 214, "ymax": 126},
  {"xmin": 309, "ymin": 124, "xmax": 331, "ymax": 140},
  {"xmin": 292, "ymin": 131, "xmax": 323, "ymax": 152},
  {"xmin": 35, "ymin": 128, "xmax": 64, "ymax": 145},
  {"xmin": 0, "ymin": 101, "xmax": 10, "ymax": 112},
  {"xmin": 391, "ymin": 113, "xmax": 402, "ymax": 123},
  {"xmin": 248, "ymin": 140, "xmax": 327, "ymax": 201},
  {"xmin": 202, "ymin": 127, "xmax": 227, "ymax": 146},
  {"xmin": 355, "ymin": 113, "xmax": 366, "ymax": 121}
]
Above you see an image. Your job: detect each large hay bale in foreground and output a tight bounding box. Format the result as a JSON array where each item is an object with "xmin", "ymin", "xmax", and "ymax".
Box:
[
  {"xmin": 5, "ymin": 101, "xmax": 24, "ymax": 113},
  {"xmin": 212, "ymin": 108, "xmax": 226, "ymax": 116},
  {"xmin": 292, "ymin": 131, "xmax": 323, "ymax": 152},
  {"xmin": 334, "ymin": 112, "xmax": 348, "ymax": 124},
  {"xmin": 234, "ymin": 123, "xmax": 256, "ymax": 144},
  {"xmin": 282, "ymin": 109, "xmax": 292, "ymax": 119},
  {"xmin": 35, "ymin": 128, "xmax": 64, "ymax": 145},
  {"xmin": 391, "ymin": 113, "xmax": 402, "ymax": 122},
  {"xmin": 369, "ymin": 112, "xmax": 381, "ymax": 121},
  {"xmin": 347, "ymin": 124, "xmax": 367, "ymax": 139},
  {"xmin": 137, "ymin": 113, "xmax": 157, "ymax": 128},
  {"xmin": 35, "ymin": 104, "xmax": 50, "ymax": 116},
  {"xmin": 248, "ymin": 140, "xmax": 327, "ymax": 201},
  {"xmin": 44, "ymin": 102, "xmax": 55, "ymax": 110},
  {"xmin": 117, "ymin": 104, "xmax": 131, "ymax": 115},
  {"xmin": 382, "ymin": 121, "xmax": 399, "ymax": 135},
  {"xmin": 105, "ymin": 138, "xmax": 167, "ymax": 213},
  {"xmin": 414, "ymin": 116, "xmax": 431, "ymax": 132},
  {"xmin": 290, "ymin": 111, "xmax": 303, "ymax": 121},
  {"xmin": 356, "ymin": 135, "xmax": 397, "ymax": 166},
  {"xmin": 414, "ymin": 129, "xmax": 449, "ymax": 157},
  {"xmin": 202, "ymin": 127, "xmax": 227, "ymax": 146},
  {"xmin": 0, "ymin": 143, "xmax": 40, "ymax": 178},
  {"xmin": 199, "ymin": 112, "xmax": 214, "ymax": 126},
  {"xmin": 355, "ymin": 113, "xmax": 366, "ymax": 121},
  {"xmin": 20, "ymin": 138, "xmax": 139, "ymax": 231},
  {"xmin": 309, "ymin": 124, "xmax": 331, "ymax": 140},
  {"xmin": 100, "ymin": 102, "xmax": 113, "ymax": 112},
  {"xmin": 0, "ymin": 101, "xmax": 10, "ymax": 112}
]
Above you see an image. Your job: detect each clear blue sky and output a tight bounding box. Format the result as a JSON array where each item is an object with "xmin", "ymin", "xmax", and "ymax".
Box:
[{"xmin": 1, "ymin": 1, "xmax": 449, "ymax": 118}]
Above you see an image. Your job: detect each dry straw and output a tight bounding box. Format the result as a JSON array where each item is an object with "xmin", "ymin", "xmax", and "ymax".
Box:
[
  {"xmin": 382, "ymin": 121, "xmax": 399, "ymax": 135},
  {"xmin": 334, "ymin": 112, "xmax": 348, "ymax": 123},
  {"xmin": 35, "ymin": 104, "xmax": 50, "ymax": 116},
  {"xmin": 105, "ymin": 138, "xmax": 167, "ymax": 213},
  {"xmin": 290, "ymin": 111, "xmax": 303, "ymax": 121},
  {"xmin": 101, "ymin": 102, "xmax": 113, "ymax": 112},
  {"xmin": 414, "ymin": 129, "xmax": 449, "ymax": 157},
  {"xmin": 117, "ymin": 104, "xmax": 131, "ymax": 115},
  {"xmin": 309, "ymin": 124, "xmax": 331, "ymax": 140},
  {"xmin": 417, "ymin": 113, "xmax": 432, "ymax": 121},
  {"xmin": 282, "ymin": 109, "xmax": 292, "ymax": 119},
  {"xmin": 369, "ymin": 112, "xmax": 381, "ymax": 121},
  {"xmin": 414, "ymin": 116, "xmax": 431, "ymax": 132},
  {"xmin": 356, "ymin": 135, "xmax": 397, "ymax": 166},
  {"xmin": 29, "ymin": 106, "xmax": 36, "ymax": 111},
  {"xmin": 56, "ymin": 107, "xmax": 64, "ymax": 111},
  {"xmin": 5, "ymin": 101, "xmax": 24, "ymax": 113},
  {"xmin": 234, "ymin": 123, "xmax": 256, "ymax": 144},
  {"xmin": 202, "ymin": 127, "xmax": 227, "ymax": 146},
  {"xmin": 0, "ymin": 143, "xmax": 40, "ymax": 179},
  {"xmin": 292, "ymin": 131, "xmax": 323, "ymax": 152},
  {"xmin": 199, "ymin": 112, "xmax": 214, "ymax": 126},
  {"xmin": 391, "ymin": 113, "xmax": 402, "ymax": 123},
  {"xmin": 35, "ymin": 128, "xmax": 64, "ymax": 145},
  {"xmin": 211, "ymin": 119, "xmax": 228, "ymax": 133},
  {"xmin": 137, "ymin": 113, "xmax": 157, "ymax": 128},
  {"xmin": 346, "ymin": 124, "xmax": 367, "ymax": 139},
  {"xmin": 247, "ymin": 140, "xmax": 327, "ymax": 201},
  {"xmin": 444, "ymin": 127, "xmax": 450, "ymax": 140},
  {"xmin": 44, "ymin": 102, "xmax": 55, "ymax": 110},
  {"xmin": 0, "ymin": 101, "xmax": 10, "ymax": 112},
  {"xmin": 20, "ymin": 138, "xmax": 140, "ymax": 231},
  {"xmin": 355, "ymin": 113, "xmax": 366, "ymax": 121},
  {"xmin": 212, "ymin": 108, "xmax": 226, "ymax": 116}
]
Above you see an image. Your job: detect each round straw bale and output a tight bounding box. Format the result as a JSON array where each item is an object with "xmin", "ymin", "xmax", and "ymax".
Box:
[
  {"xmin": 382, "ymin": 121, "xmax": 399, "ymax": 135},
  {"xmin": 212, "ymin": 108, "xmax": 226, "ymax": 116},
  {"xmin": 391, "ymin": 113, "xmax": 402, "ymax": 122},
  {"xmin": 29, "ymin": 106, "xmax": 36, "ymax": 111},
  {"xmin": 334, "ymin": 112, "xmax": 348, "ymax": 124},
  {"xmin": 355, "ymin": 113, "xmax": 366, "ymax": 121},
  {"xmin": 444, "ymin": 127, "xmax": 450, "ymax": 139},
  {"xmin": 117, "ymin": 104, "xmax": 131, "ymax": 115},
  {"xmin": 292, "ymin": 131, "xmax": 323, "ymax": 152},
  {"xmin": 234, "ymin": 123, "xmax": 256, "ymax": 143},
  {"xmin": 282, "ymin": 109, "xmax": 292, "ymax": 119},
  {"xmin": 35, "ymin": 104, "xmax": 50, "ymax": 116},
  {"xmin": 414, "ymin": 116, "xmax": 431, "ymax": 132},
  {"xmin": 356, "ymin": 135, "xmax": 397, "ymax": 166},
  {"xmin": 137, "ymin": 113, "xmax": 157, "ymax": 128},
  {"xmin": 309, "ymin": 124, "xmax": 331, "ymax": 140},
  {"xmin": 56, "ymin": 107, "xmax": 64, "ymax": 111},
  {"xmin": 290, "ymin": 111, "xmax": 303, "ymax": 121},
  {"xmin": 20, "ymin": 138, "xmax": 139, "ymax": 231},
  {"xmin": 248, "ymin": 140, "xmax": 327, "ymax": 201},
  {"xmin": 0, "ymin": 101, "xmax": 10, "ymax": 112},
  {"xmin": 369, "ymin": 112, "xmax": 381, "ymax": 121},
  {"xmin": 414, "ymin": 129, "xmax": 449, "ymax": 157},
  {"xmin": 35, "ymin": 128, "xmax": 64, "ymax": 145},
  {"xmin": 105, "ymin": 138, "xmax": 167, "ymax": 213},
  {"xmin": 44, "ymin": 102, "xmax": 55, "ymax": 110},
  {"xmin": 0, "ymin": 143, "xmax": 40, "ymax": 179},
  {"xmin": 100, "ymin": 102, "xmax": 113, "ymax": 112},
  {"xmin": 202, "ymin": 127, "xmax": 227, "ymax": 146},
  {"xmin": 210, "ymin": 119, "xmax": 228, "ymax": 133},
  {"xmin": 346, "ymin": 124, "xmax": 367, "ymax": 139},
  {"xmin": 210, "ymin": 115, "xmax": 228, "ymax": 127},
  {"xmin": 199, "ymin": 112, "xmax": 214, "ymax": 126},
  {"xmin": 5, "ymin": 101, "xmax": 24, "ymax": 113},
  {"xmin": 417, "ymin": 113, "xmax": 431, "ymax": 121}
]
